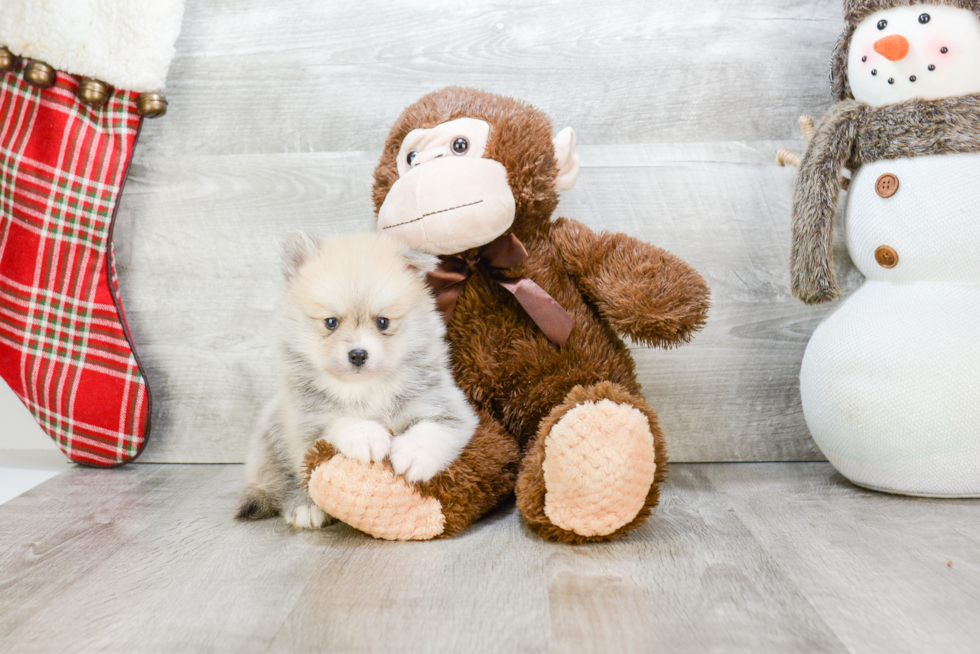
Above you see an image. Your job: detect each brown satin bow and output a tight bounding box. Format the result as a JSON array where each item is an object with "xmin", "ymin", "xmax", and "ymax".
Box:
[{"xmin": 425, "ymin": 233, "xmax": 574, "ymax": 347}]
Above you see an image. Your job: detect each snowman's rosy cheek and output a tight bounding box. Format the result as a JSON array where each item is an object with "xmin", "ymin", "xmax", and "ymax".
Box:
[{"xmin": 857, "ymin": 41, "xmax": 876, "ymax": 63}]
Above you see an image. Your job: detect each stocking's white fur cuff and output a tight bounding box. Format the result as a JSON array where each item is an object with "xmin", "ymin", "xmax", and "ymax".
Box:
[{"xmin": 0, "ymin": 0, "xmax": 185, "ymax": 92}]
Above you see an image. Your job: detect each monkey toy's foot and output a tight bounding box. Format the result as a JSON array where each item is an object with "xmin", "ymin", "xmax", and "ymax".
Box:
[
  {"xmin": 304, "ymin": 416, "xmax": 520, "ymax": 541},
  {"xmin": 516, "ymin": 382, "xmax": 667, "ymax": 543},
  {"xmin": 304, "ymin": 440, "xmax": 445, "ymax": 541}
]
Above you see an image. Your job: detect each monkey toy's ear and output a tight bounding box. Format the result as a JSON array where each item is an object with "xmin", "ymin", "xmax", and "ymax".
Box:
[{"xmin": 553, "ymin": 127, "xmax": 580, "ymax": 192}]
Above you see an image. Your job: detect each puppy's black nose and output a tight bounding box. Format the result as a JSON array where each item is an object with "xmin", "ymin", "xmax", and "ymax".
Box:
[{"xmin": 348, "ymin": 349, "xmax": 368, "ymax": 367}]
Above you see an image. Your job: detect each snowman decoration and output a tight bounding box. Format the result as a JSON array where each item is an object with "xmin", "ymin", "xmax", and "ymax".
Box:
[{"xmin": 788, "ymin": 0, "xmax": 980, "ymax": 496}]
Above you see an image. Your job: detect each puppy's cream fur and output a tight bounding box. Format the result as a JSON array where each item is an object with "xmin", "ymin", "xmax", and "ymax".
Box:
[{"xmin": 235, "ymin": 232, "xmax": 478, "ymax": 529}]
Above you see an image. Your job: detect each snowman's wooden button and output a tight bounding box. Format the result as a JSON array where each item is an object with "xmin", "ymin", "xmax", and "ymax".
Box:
[
  {"xmin": 875, "ymin": 245, "xmax": 899, "ymax": 268},
  {"xmin": 875, "ymin": 173, "xmax": 899, "ymax": 198}
]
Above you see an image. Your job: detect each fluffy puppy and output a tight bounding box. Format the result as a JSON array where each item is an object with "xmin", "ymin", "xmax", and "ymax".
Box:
[{"xmin": 235, "ymin": 232, "xmax": 478, "ymax": 529}]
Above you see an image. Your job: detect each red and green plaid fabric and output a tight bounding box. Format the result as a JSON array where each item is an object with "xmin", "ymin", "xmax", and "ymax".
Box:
[{"xmin": 0, "ymin": 67, "xmax": 150, "ymax": 466}]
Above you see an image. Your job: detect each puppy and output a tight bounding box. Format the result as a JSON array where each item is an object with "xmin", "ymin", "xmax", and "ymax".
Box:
[{"xmin": 235, "ymin": 232, "xmax": 478, "ymax": 529}]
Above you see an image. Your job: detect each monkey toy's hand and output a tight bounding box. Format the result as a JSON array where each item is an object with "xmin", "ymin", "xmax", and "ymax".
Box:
[{"xmin": 551, "ymin": 217, "xmax": 710, "ymax": 348}]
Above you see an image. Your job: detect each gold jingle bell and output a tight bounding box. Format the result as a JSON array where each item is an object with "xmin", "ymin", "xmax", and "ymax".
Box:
[
  {"xmin": 79, "ymin": 79, "xmax": 111, "ymax": 106},
  {"xmin": 137, "ymin": 91, "xmax": 167, "ymax": 118},
  {"xmin": 0, "ymin": 46, "xmax": 15, "ymax": 73},
  {"xmin": 24, "ymin": 60, "xmax": 56, "ymax": 88}
]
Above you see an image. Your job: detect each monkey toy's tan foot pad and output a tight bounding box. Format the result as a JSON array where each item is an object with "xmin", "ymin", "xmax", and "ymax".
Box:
[
  {"xmin": 544, "ymin": 400, "xmax": 655, "ymax": 536},
  {"xmin": 517, "ymin": 382, "xmax": 665, "ymax": 543},
  {"xmin": 304, "ymin": 441, "xmax": 445, "ymax": 541}
]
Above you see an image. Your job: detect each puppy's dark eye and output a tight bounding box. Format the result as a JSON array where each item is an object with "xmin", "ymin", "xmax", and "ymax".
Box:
[
  {"xmin": 919, "ymin": 13, "xmax": 930, "ymax": 24},
  {"xmin": 877, "ymin": 19, "xmax": 888, "ymax": 30},
  {"xmin": 451, "ymin": 137, "xmax": 469, "ymax": 155},
  {"xmin": 406, "ymin": 151, "xmax": 418, "ymax": 166},
  {"xmin": 376, "ymin": 317, "xmax": 389, "ymax": 331},
  {"xmin": 325, "ymin": 318, "xmax": 339, "ymax": 330}
]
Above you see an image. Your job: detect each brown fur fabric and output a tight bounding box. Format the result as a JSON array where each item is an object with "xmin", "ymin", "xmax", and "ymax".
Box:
[
  {"xmin": 515, "ymin": 382, "xmax": 669, "ymax": 544},
  {"xmin": 413, "ymin": 411, "xmax": 520, "ymax": 537},
  {"xmin": 373, "ymin": 87, "xmax": 710, "ymax": 542},
  {"xmin": 791, "ymin": 93, "xmax": 980, "ymax": 303},
  {"xmin": 303, "ymin": 438, "xmax": 338, "ymax": 487},
  {"xmin": 833, "ymin": 1, "xmax": 980, "ymax": 101}
]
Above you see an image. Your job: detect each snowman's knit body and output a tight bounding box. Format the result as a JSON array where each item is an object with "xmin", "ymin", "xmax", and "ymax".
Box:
[
  {"xmin": 801, "ymin": 152, "xmax": 980, "ymax": 496},
  {"xmin": 791, "ymin": 0, "xmax": 980, "ymax": 496}
]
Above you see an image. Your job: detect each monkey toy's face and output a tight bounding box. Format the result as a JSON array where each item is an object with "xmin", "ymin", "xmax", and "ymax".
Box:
[
  {"xmin": 377, "ymin": 117, "xmax": 513, "ymax": 255},
  {"xmin": 375, "ymin": 91, "xmax": 579, "ymax": 256}
]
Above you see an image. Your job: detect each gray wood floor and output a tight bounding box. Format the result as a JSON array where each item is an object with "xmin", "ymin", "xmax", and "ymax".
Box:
[
  {"xmin": 112, "ymin": 0, "xmax": 853, "ymax": 463},
  {"xmin": 1, "ymin": 463, "xmax": 977, "ymax": 653}
]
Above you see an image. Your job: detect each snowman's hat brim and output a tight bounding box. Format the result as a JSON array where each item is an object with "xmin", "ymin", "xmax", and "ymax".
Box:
[
  {"xmin": 833, "ymin": 0, "xmax": 980, "ymax": 100},
  {"xmin": 844, "ymin": 0, "xmax": 978, "ymax": 25}
]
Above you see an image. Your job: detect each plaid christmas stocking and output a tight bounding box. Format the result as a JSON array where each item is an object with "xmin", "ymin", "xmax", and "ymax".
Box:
[{"xmin": 0, "ymin": 1, "xmax": 184, "ymax": 465}]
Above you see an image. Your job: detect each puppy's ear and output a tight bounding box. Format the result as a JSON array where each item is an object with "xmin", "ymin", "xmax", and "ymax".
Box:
[
  {"xmin": 283, "ymin": 231, "xmax": 318, "ymax": 279},
  {"xmin": 402, "ymin": 248, "xmax": 440, "ymax": 277}
]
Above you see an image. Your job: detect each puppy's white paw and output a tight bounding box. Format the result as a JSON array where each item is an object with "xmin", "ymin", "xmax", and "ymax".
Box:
[
  {"xmin": 390, "ymin": 422, "xmax": 463, "ymax": 483},
  {"xmin": 334, "ymin": 420, "xmax": 391, "ymax": 463},
  {"xmin": 285, "ymin": 503, "xmax": 332, "ymax": 530}
]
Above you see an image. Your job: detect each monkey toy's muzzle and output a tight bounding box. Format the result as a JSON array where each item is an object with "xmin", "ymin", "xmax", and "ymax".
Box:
[{"xmin": 377, "ymin": 157, "xmax": 516, "ymax": 255}]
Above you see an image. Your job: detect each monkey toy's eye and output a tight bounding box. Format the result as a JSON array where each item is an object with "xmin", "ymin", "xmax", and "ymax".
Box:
[
  {"xmin": 325, "ymin": 318, "xmax": 339, "ymax": 330},
  {"xmin": 919, "ymin": 13, "xmax": 930, "ymax": 24},
  {"xmin": 376, "ymin": 317, "xmax": 389, "ymax": 331},
  {"xmin": 406, "ymin": 151, "xmax": 418, "ymax": 166},
  {"xmin": 451, "ymin": 137, "xmax": 469, "ymax": 155},
  {"xmin": 877, "ymin": 19, "xmax": 888, "ymax": 30}
]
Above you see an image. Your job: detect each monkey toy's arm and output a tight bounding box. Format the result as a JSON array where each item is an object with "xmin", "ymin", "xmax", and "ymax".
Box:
[{"xmin": 550, "ymin": 217, "xmax": 710, "ymax": 348}]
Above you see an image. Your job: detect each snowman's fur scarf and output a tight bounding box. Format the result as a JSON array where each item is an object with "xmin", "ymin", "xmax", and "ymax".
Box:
[
  {"xmin": 832, "ymin": 1, "xmax": 980, "ymax": 101},
  {"xmin": 791, "ymin": 93, "xmax": 980, "ymax": 303},
  {"xmin": 235, "ymin": 232, "xmax": 479, "ymax": 528}
]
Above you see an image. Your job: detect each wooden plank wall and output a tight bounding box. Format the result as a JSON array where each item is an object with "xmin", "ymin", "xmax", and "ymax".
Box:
[{"xmin": 117, "ymin": 0, "xmax": 860, "ymax": 463}]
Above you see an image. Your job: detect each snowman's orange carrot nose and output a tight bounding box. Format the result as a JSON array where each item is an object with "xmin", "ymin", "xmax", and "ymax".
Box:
[{"xmin": 874, "ymin": 34, "xmax": 910, "ymax": 61}]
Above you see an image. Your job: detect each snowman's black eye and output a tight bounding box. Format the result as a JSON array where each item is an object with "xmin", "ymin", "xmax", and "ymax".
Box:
[
  {"xmin": 862, "ymin": 56, "xmax": 868, "ymax": 62},
  {"xmin": 877, "ymin": 19, "xmax": 888, "ymax": 30},
  {"xmin": 325, "ymin": 318, "xmax": 339, "ymax": 330},
  {"xmin": 919, "ymin": 13, "xmax": 930, "ymax": 24},
  {"xmin": 406, "ymin": 151, "xmax": 418, "ymax": 166},
  {"xmin": 451, "ymin": 137, "xmax": 469, "ymax": 155},
  {"xmin": 941, "ymin": 46, "xmax": 949, "ymax": 53}
]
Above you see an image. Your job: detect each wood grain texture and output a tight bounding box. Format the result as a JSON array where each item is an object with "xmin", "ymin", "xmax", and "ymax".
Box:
[
  {"xmin": 110, "ymin": 0, "xmax": 857, "ymax": 462},
  {"xmin": 2, "ymin": 463, "xmax": 978, "ymax": 653},
  {"xmin": 705, "ymin": 464, "xmax": 980, "ymax": 654}
]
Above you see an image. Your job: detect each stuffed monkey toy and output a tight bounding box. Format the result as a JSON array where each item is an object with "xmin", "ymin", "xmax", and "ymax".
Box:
[
  {"xmin": 788, "ymin": 0, "xmax": 980, "ymax": 496},
  {"xmin": 305, "ymin": 87, "xmax": 710, "ymax": 542}
]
